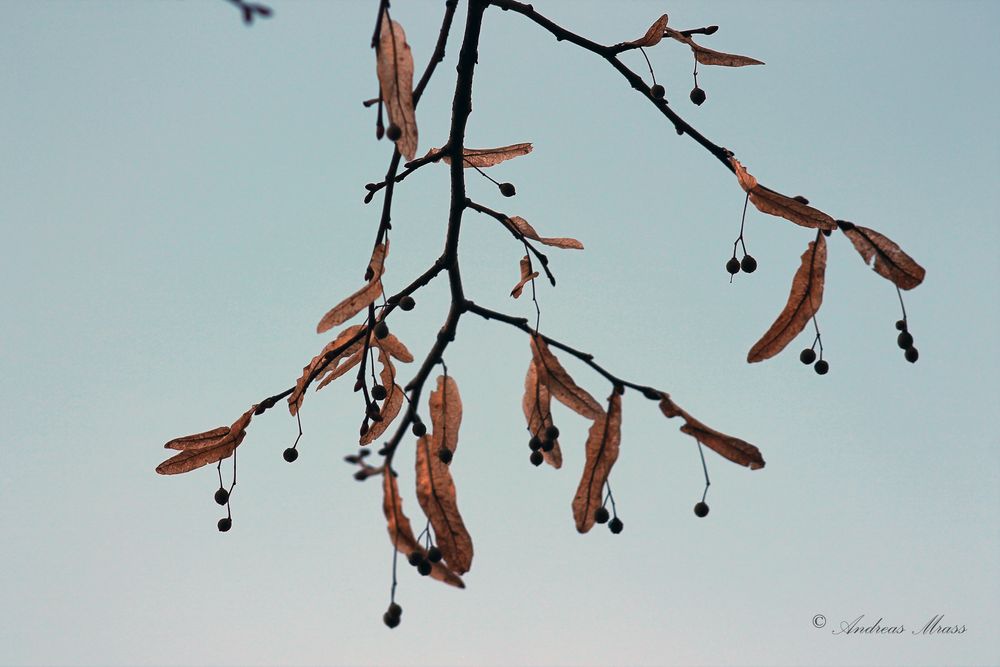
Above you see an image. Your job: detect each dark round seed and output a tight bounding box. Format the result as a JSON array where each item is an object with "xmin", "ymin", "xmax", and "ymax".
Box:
[
  {"xmin": 283, "ymin": 447, "xmax": 298, "ymax": 463},
  {"xmin": 895, "ymin": 319, "xmax": 907, "ymax": 331},
  {"xmin": 530, "ymin": 450, "xmax": 544, "ymax": 466},
  {"xmin": 690, "ymin": 86, "xmax": 706, "ymax": 106},
  {"xmin": 740, "ymin": 254, "xmax": 757, "ymax": 273},
  {"xmin": 799, "ymin": 348, "xmax": 817, "ymax": 365},
  {"xmin": 651, "ymin": 84, "xmax": 665, "ymax": 99},
  {"xmin": 386, "ymin": 124, "xmax": 402, "ymax": 141},
  {"xmin": 408, "ymin": 552, "xmax": 423, "ymax": 567},
  {"xmin": 374, "ymin": 321, "xmax": 389, "ymax": 340},
  {"xmin": 417, "ymin": 560, "xmax": 432, "ymax": 576},
  {"xmin": 217, "ymin": 517, "xmax": 232, "ymax": 532},
  {"xmin": 399, "ymin": 296, "xmax": 415, "ymax": 311},
  {"xmin": 372, "ymin": 384, "xmax": 388, "ymax": 401},
  {"xmin": 544, "ymin": 425, "xmax": 560, "ymax": 440},
  {"xmin": 214, "ymin": 488, "xmax": 230, "ymax": 506},
  {"xmin": 427, "ymin": 546, "xmax": 442, "ymax": 563},
  {"xmin": 905, "ymin": 346, "xmax": 919, "ymax": 363},
  {"xmin": 608, "ymin": 517, "xmax": 624, "ymax": 534},
  {"xmin": 412, "ymin": 421, "xmax": 427, "ymax": 437},
  {"xmin": 529, "ymin": 436, "xmax": 542, "ymax": 451},
  {"xmin": 499, "ymin": 182, "xmax": 516, "ymax": 197},
  {"xmin": 814, "ymin": 359, "xmax": 830, "ymax": 375},
  {"xmin": 383, "ymin": 611, "xmax": 400, "ymax": 628},
  {"xmin": 897, "ymin": 331, "xmax": 914, "ymax": 349},
  {"xmin": 387, "ymin": 602, "xmax": 402, "ymax": 618},
  {"xmin": 438, "ymin": 448, "xmax": 453, "ymax": 464},
  {"xmin": 594, "ymin": 507, "xmax": 610, "ymax": 524},
  {"xmin": 694, "ymin": 502, "xmax": 709, "ymax": 518},
  {"xmin": 541, "ymin": 439, "xmax": 554, "ymax": 452},
  {"xmin": 726, "ymin": 257, "xmax": 741, "ymax": 275}
]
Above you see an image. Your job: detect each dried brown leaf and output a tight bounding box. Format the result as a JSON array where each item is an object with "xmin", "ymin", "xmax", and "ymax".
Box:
[
  {"xmin": 382, "ymin": 470, "xmax": 464, "ymax": 588},
  {"xmin": 522, "ymin": 359, "xmax": 562, "ymax": 469},
  {"xmin": 510, "ymin": 255, "xmax": 538, "ymax": 299},
  {"xmin": 509, "ymin": 216, "xmax": 584, "ymax": 250},
  {"xmin": 530, "ymin": 336, "xmax": 602, "ymax": 420},
  {"xmin": 429, "ymin": 375, "xmax": 462, "ymax": 456},
  {"xmin": 316, "ymin": 244, "xmax": 387, "ymax": 334},
  {"xmin": 156, "ymin": 407, "xmax": 254, "ymax": 475},
  {"xmin": 748, "ymin": 234, "xmax": 827, "ymax": 362},
  {"xmin": 659, "ymin": 395, "xmax": 764, "ymax": 470},
  {"xmin": 163, "ymin": 426, "xmax": 231, "ymax": 452},
  {"xmin": 314, "ymin": 348, "xmax": 364, "ymax": 391},
  {"xmin": 842, "ymin": 224, "xmax": 925, "ymax": 290},
  {"xmin": 668, "ymin": 30, "xmax": 764, "ymax": 66},
  {"xmin": 627, "ymin": 14, "xmax": 669, "ymax": 48},
  {"xmin": 729, "ymin": 158, "xmax": 835, "ymax": 231},
  {"xmin": 415, "ymin": 435, "xmax": 474, "ymax": 574},
  {"xmin": 289, "ymin": 324, "xmax": 365, "ymax": 415},
  {"xmin": 373, "ymin": 332, "xmax": 414, "ymax": 363},
  {"xmin": 438, "ymin": 143, "xmax": 533, "ymax": 168},
  {"xmin": 572, "ymin": 393, "xmax": 621, "ymax": 533},
  {"xmin": 376, "ymin": 16, "xmax": 417, "ymax": 160},
  {"xmin": 360, "ymin": 348, "xmax": 404, "ymax": 445}
]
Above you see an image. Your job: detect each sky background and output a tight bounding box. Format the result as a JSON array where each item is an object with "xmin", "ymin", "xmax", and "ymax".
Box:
[{"xmin": 1, "ymin": 1, "xmax": 998, "ymax": 665}]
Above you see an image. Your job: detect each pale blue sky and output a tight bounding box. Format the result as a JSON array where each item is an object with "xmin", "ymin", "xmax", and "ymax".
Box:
[{"xmin": 1, "ymin": 1, "xmax": 998, "ymax": 666}]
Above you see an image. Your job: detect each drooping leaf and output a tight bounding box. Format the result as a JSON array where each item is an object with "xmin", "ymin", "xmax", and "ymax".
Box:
[
  {"xmin": 522, "ymin": 359, "xmax": 562, "ymax": 469},
  {"xmin": 373, "ymin": 331, "xmax": 414, "ymax": 362},
  {"xmin": 316, "ymin": 244, "xmax": 387, "ymax": 334},
  {"xmin": 156, "ymin": 407, "xmax": 254, "ymax": 475},
  {"xmin": 668, "ymin": 30, "xmax": 763, "ymax": 67},
  {"xmin": 382, "ymin": 469, "xmax": 464, "ymax": 588},
  {"xmin": 659, "ymin": 394, "xmax": 764, "ymax": 470},
  {"xmin": 626, "ymin": 14, "xmax": 669, "ymax": 48},
  {"xmin": 511, "ymin": 255, "xmax": 538, "ymax": 299},
  {"xmin": 290, "ymin": 324, "xmax": 365, "ymax": 415},
  {"xmin": 530, "ymin": 335, "xmax": 602, "ymax": 419},
  {"xmin": 509, "ymin": 216, "xmax": 584, "ymax": 250},
  {"xmin": 572, "ymin": 393, "xmax": 621, "ymax": 533},
  {"xmin": 314, "ymin": 348, "xmax": 363, "ymax": 391},
  {"xmin": 840, "ymin": 223, "xmax": 925, "ymax": 290},
  {"xmin": 376, "ymin": 16, "xmax": 417, "ymax": 160},
  {"xmin": 415, "ymin": 434, "xmax": 474, "ymax": 574},
  {"xmin": 730, "ymin": 158, "xmax": 836, "ymax": 231},
  {"xmin": 429, "ymin": 375, "xmax": 462, "ymax": 456},
  {"xmin": 748, "ymin": 234, "xmax": 827, "ymax": 362},
  {"xmin": 360, "ymin": 348, "xmax": 405, "ymax": 445},
  {"xmin": 438, "ymin": 143, "xmax": 533, "ymax": 168}
]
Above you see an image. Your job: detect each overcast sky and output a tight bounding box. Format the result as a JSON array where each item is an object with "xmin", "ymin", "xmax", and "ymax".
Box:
[{"xmin": 1, "ymin": 1, "xmax": 998, "ymax": 666}]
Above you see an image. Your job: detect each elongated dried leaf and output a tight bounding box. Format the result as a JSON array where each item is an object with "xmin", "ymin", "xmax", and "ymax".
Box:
[
  {"xmin": 627, "ymin": 14, "xmax": 669, "ymax": 47},
  {"xmin": 373, "ymin": 332, "xmax": 414, "ymax": 362},
  {"xmin": 668, "ymin": 30, "xmax": 763, "ymax": 66},
  {"xmin": 415, "ymin": 435, "xmax": 474, "ymax": 574},
  {"xmin": 659, "ymin": 395, "xmax": 764, "ymax": 469},
  {"xmin": 429, "ymin": 375, "xmax": 462, "ymax": 455},
  {"xmin": 157, "ymin": 407, "xmax": 254, "ymax": 475},
  {"xmin": 509, "ymin": 216, "xmax": 584, "ymax": 250},
  {"xmin": 748, "ymin": 235, "xmax": 827, "ymax": 362},
  {"xmin": 530, "ymin": 336, "xmax": 602, "ymax": 419},
  {"xmin": 511, "ymin": 255, "xmax": 538, "ymax": 299},
  {"xmin": 290, "ymin": 324, "xmax": 365, "ymax": 415},
  {"xmin": 522, "ymin": 359, "xmax": 562, "ymax": 468},
  {"xmin": 376, "ymin": 16, "xmax": 417, "ymax": 160},
  {"xmin": 360, "ymin": 348, "xmax": 404, "ymax": 445},
  {"xmin": 729, "ymin": 158, "xmax": 835, "ymax": 231},
  {"xmin": 163, "ymin": 426, "xmax": 231, "ymax": 452},
  {"xmin": 438, "ymin": 143, "xmax": 533, "ymax": 168},
  {"xmin": 572, "ymin": 394, "xmax": 620, "ymax": 533},
  {"xmin": 314, "ymin": 348, "xmax": 364, "ymax": 391},
  {"xmin": 382, "ymin": 470, "xmax": 464, "ymax": 588},
  {"xmin": 842, "ymin": 224, "xmax": 925, "ymax": 290},
  {"xmin": 316, "ymin": 244, "xmax": 387, "ymax": 334}
]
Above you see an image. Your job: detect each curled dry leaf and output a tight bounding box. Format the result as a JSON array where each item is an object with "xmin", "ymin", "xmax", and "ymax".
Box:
[
  {"xmin": 429, "ymin": 375, "xmax": 462, "ymax": 456},
  {"xmin": 510, "ymin": 255, "xmax": 538, "ymax": 299},
  {"xmin": 376, "ymin": 16, "xmax": 417, "ymax": 160},
  {"xmin": 508, "ymin": 216, "xmax": 584, "ymax": 250},
  {"xmin": 289, "ymin": 324, "xmax": 365, "ymax": 415},
  {"xmin": 382, "ymin": 469, "xmax": 464, "ymax": 588},
  {"xmin": 626, "ymin": 14, "xmax": 669, "ymax": 48},
  {"xmin": 373, "ymin": 332, "xmax": 414, "ymax": 362},
  {"xmin": 522, "ymin": 359, "xmax": 562, "ymax": 468},
  {"xmin": 437, "ymin": 143, "xmax": 533, "ymax": 168},
  {"xmin": 572, "ymin": 393, "xmax": 621, "ymax": 533},
  {"xmin": 156, "ymin": 407, "xmax": 255, "ymax": 475},
  {"xmin": 530, "ymin": 335, "xmax": 602, "ymax": 420},
  {"xmin": 841, "ymin": 223, "xmax": 925, "ymax": 290},
  {"xmin": 668, "ymin": 30, "xmax": 764, "ymax": 67},
  {"xmin": 415, "ymin": 434, "xmax": 474, "ymax": 574},
  {"xmin": 659, "ymin": 395, "xmax": 764, "ymax": 470},
  {"xmin": 360, "ymin": 348, "xmax": 405, "ymax": 445},
  {"xmin": 747, "ymin": 234, "xmax": 827, "ymax": 363},
  {"xmin": 316, "ymin": 244, "xmax": 387, "ymax": 334},
  {"xmin": 730, "ymin": 158, "xmax": 836, "ymax": 231}
]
